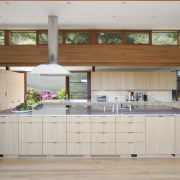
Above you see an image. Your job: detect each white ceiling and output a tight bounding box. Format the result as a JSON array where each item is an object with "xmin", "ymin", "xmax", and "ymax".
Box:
[{"xmin": 0, "ymin": 1, "xmax": 180, "ymax": 30}]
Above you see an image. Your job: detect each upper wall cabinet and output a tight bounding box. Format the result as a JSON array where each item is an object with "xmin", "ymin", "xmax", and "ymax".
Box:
[{"xmin": 91, "ymin": 72, "xmax": 176, "ymax": 91}]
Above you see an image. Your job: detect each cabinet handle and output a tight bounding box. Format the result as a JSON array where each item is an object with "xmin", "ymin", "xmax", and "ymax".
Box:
[
  {"xmin": 101, "ymin": 122, "xmax": 106, "ymax": 124},
  {"xmin": 28, "ymin": 142, "xmax": 33, "ymax": 144},
  {"xmin": 28, "ymin": 122, "xmax": 33, "ymax": 124},
  {"xmin": 100, "ymin": 142, "xmax": 106, "ymax": 144},
  {"xmin": 128, "ymin": 132, "xmax": 133, "ymax": 134},
  {"xmin": 52, "ymin": 142, "xmax": 57, "ymax": 144},
  {"xmin": 5, "ymin": 92, "xmax": 7, "ymax": 96},
  {"xmin": 128, "ymin": 122, "xmax": 133, "ymax": 124},
  {"xmin": 101, "ymin": 132, "xmax": 105, "ymax": 134},
  {"xmin": 76, "ymin": 122, "xmax": 81, "ymax": 124},
  {"xmin": 76, "ymin": 142, "xmax": 81, "ymax": 144},
  {"xmin": 0, "ymin": 122, "xmax": 6, "ymax": 124},
  {"xmin": 77, "ymin": 132, "xmax": 81, "ymax": 134},
  {"xmin": 128, "ymin": 142, "xmax": 133, "ymax": 144}
]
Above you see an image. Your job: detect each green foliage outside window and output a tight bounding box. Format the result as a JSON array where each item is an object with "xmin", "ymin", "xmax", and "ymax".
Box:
[
  {"xmin": 11, "ymin": 32, "xmax": 36, "ymax": 45},
  {"xmin": 66, "ymin": 33, "xmax": 90, "ymax": 44},
  {"xmin": 125, "ymin": 33, "xmax": 149, "ymax": 44},
  {"xmin": 152, "ymin": 32, "xmax": 177, "ymax": 45},
  {"xmin": 38, "ymin": 32, "xmax": 62, "ymax": 44},
  {"xmin": 0, "ymin": 32, "xmax": 5, "ymax": 45},
  {"xmin": 98, "ymin": 33, "xmax": 122, "ymax": 44}
]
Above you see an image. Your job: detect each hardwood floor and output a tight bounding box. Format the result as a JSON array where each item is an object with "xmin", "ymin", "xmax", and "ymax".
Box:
[{"xmin": 0, "ymin": 158, "xmax": 180, "ymax": 180}]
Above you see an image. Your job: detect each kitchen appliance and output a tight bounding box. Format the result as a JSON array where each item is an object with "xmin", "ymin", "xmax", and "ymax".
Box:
[
  {"xmin": 144, "ymin": 92, "xmax": 148, "ymax": 101},
  {"xmin": 31, "ymin": 16, "xmax": 70, "ymax": 76},
  {"xmin": 128, "ymin": 92, "xmax": 135, "ymax": 101},
  {"xmin": 137, "ymin": 92, "xmax": 144, "ymax": 101},
  {"xmin": 97, "ymin": 96, "xmax": 107, "ymax": 102}
]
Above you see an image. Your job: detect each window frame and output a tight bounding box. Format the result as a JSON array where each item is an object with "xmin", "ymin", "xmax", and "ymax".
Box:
[
  {"xmin": 65, "ymin": 30, "xmax": 91, "ymax": 45},
  {"xmin": 152, "ymin": 30, "xmax": 178, "ymax": 46},
  {"xmin": 10, "ymin": 30, "xmax": 37, "ymax": 46},
  {"xmin": 0, "ymin": 31, "xmax": 5, "ymax": 45},
  {"xmin": 124, "ymin": 31, "xmax": 150, "ymax": 45}
]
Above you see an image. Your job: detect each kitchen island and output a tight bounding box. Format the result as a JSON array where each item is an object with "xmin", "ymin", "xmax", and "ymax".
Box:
[{"xmin": 0, "ymin": 104, "xmax": 180, "ymax": 158}]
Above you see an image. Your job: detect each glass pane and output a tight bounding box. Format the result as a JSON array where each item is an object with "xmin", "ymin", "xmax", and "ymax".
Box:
[
  {"xmin": 38, "ymin": 32, "xmax": 62, "ymax": 44},
  {"xmin": 0, "ymin": 31, "xmax": 5, "ymax": 45},
  {"xmin": 98, "ymin": 33, "xmax": 122, "ymax": 44},
  {"xmin": 69, "ymin": 73, "xmax": 87, "ymax": 83},
  {"xmin": 125, "ymin": 33, "xmax": 149, "ymax": 44},
  {"xmin": 11, "ymin": 32, "xmax": 36, "ymax": 45},
  {"xmin": 66, "ymin": 33, "xmax": 90, "ymax": 44},
  {"xmin": 69, "ymin": 82, "xmax": 87, "ymax": 93},
  {"xmin": 152, "ymin": 32, "xmax": 177, "ymax": 45},
  {"xmin": 69, "ymin": 92, "xmax": 87, "ymax": 99}
]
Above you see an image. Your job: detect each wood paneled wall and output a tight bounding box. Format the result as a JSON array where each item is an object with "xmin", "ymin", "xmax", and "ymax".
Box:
[{"xmin": 1, "ymin": 45, "xmax": 180, "ymax": 66}]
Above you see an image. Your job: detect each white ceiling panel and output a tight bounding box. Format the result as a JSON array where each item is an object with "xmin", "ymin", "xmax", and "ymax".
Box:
[{"xmin": 0, "ymin": 1, "xmax": 180, "ymax": 30}]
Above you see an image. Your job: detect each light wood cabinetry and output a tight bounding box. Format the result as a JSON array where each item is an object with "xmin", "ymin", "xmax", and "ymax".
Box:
[
  {"xmin": 91, "ymin": 71, "xmax": 176, "ymax": 91},
  {"xmin": 117, "ymin": 72, "xmax": 126, "ymax": 90},
  {"xmin": 19, "ymin": 117, "xmax": 43, "ymax": 155},
  {"xmin": 146, "ymin": 116, "xmax": 175, "ymax": 154},
  {"xmin": 0, "ymin": 117, "xmax": 18, "ymax": 154},
  {"xmin": 91, "ymin": 72, "xmax": 101, "ymax": 90},
  {"xmin": 91, "ymin": 143, "xmax": 115, "ymax": 155},
  {"xmin": 43, "ymin": 143, "xmax": 66, "ymax": 155},
  {"xmin": 175, "ymin": 116, "xmax": 180, "ymax": 154},
  {"xmin": 0, "ymin": 70, "xmax": 24, "ymax": 111},
  {"xmin": 125, "ymin": 72, "xmax": 134, "ymax": 90}
]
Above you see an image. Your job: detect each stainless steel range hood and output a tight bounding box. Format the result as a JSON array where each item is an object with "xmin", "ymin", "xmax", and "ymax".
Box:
[{"xmin": 31, "ymin": 16, "xmax": 70, "ymax": 76}]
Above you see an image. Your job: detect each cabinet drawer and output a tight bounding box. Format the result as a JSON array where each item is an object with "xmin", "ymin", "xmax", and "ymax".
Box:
[
  {"xmin": 43, "ymin": 116, "xmax": 66, "ymax": 123},
  {"xmin": 67, "ymin": 143, "xmax": 90, "ymax": 155},
  {"xmin": 19, "ymin": 123, "xmax": 42, "ymax": 142},
  {"xmin": 116, "ymin": 133, "xmax": 145, "ymax": 143},
  {"xmin": 67, "ymin": 133, "xmax": 90, "ymax": 142},
  {"xmin": 91, "ymin": 133, "xmax": 115, "ymax": 142},
  {"xmin": 116, "ymin": 116, "xmax": 145, "ymax": 123},
  {"xmin": 67, "ymin": 116, "xmax": 90, "ymax": 123},
  {"xmin": 0, "ymin": 116, "xmax": 18, "ymax": 123},
  {"xmin": 116, "ymin": 123, "xmax": 145, "ymax": 132},
  {"xmin": 91, "ymin": 123, "xmax": 115, "ymax": 132},
  {"xmin": 116, "ymin": 143, "xmax": 145, "ymax": 154},
  {"xmin": 19, "ymin": 143, "xmax": 42, "ymax": 155},
  {"xmin": 43, "ymin": 143, "xmax": 66, "ymax": 155},
  {"xmin": 43, "ymin": 123, "xmax": 66, "ymax": 142},
  {"xmin": 91, "ymin": 143, "xmax": 115, "ymax": 155},
  {"xmin": 67, "ymin": 123, "xmax": 90, "ymax": 132},
  {"xmin": 19, "ymin": 116, "xmax": 42, "ymax": 123},
  {"xmin": 91, "ymin": 116, "xmax": 115, "ymax": 123}
]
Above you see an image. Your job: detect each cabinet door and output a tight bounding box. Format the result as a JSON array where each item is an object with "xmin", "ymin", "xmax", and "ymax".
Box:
[
  {"xmin": 125, "ymin": 72, "xmax": 134, "ymax": 90},
  {"xmin": 91, "ymin": 143, "xmax": 115, "ymax": 155},
  {"xmin": 167, "ymin": 72, "xmax": 176, "ymax": 90},
  {"xmin": 109, "ymin": 72, "xmax": 118, "ymax": 90},
  {"xmin": 19, "ymin": 123, "xmax": 42, "ymax": 143},
  {"xmin": 142, "ymin": 72, "xmax": 151, "ymax": 90},
  {"xmin": 159, "ymin": 72, "xmax": 168, "ymax": 90},
  {"xmin": 0, "ymin": 122, "xmax": 18, "ymax": 154},
  {"xmin": 175, "ymin": 116, "xmax": 180, "ymax": 154},
  {"xmin": 150, "ymin": 72, "xmax": 160, "ymax": 90},
  {"xmin": 134, "ymin": 72, "xmax": 143, "ymax": 90},
  {"xmin": 91, "ymin": 72, "xmax": 101, "ymax": 90},
  {"xmin": 117, "ymin": 72, "xmax": 126, "ymax": 90},
  {"xmin": 43, "ymin": 143, "xmax": 66, "ymax": 155},
  {"xmin": 43, "ymin": 123, "xmax": 66, "ymax": 142},
  {"xmin": 101, "ymin": 72, "xmax": 109, "ymax": 90},
  {"xmin": 0, "ymin": 70, "xmax": 7, "ymax": 111},
  {"xmin": 146, "ymin": 116, "xmax": 175, "ymax": 154},
  {"xmin": 67, "ymin": 143, "xmax": 90, "ymax": 155}
]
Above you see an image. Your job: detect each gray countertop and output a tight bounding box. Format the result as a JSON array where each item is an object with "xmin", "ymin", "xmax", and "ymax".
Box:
[{"xmin": 0, "ymin": 105, "xmax": 180, "ymax": 117}]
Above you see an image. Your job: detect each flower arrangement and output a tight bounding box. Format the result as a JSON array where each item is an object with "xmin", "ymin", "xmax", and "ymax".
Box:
[{"xmin": 38, "ymin": 90, "xmax": 58, "ymax": 100}]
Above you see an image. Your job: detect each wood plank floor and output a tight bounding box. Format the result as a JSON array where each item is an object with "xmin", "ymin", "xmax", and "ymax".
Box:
[{"xmin": 1, "ymin": 158, "xmax": 180, "ymax": 180}]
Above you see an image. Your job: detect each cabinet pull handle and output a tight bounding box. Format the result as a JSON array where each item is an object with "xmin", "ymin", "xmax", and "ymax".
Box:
[
  {"xmin": 101, "ymin": 142, "xmax": 106, "ymax": 144},
  {"xmin": 101, "ymin": 132, "xmax": 105, "ymax": 134},
  {"xmin": 128, "ymin": 122, "xmax": 133, "ymax": 124},
  {"xmin": 128, "ymin": 142, "xmax": 133, "ymax": 144},
  {"xmin": 76, "ymin": 142, "xmax": 81, "ymax": 144},
  {"xmin": 77, "ymin": 132, "xmax": 81, "ymax": 134},
  {"xmin": 1, "ymin": 122, "xmax": 6, "ymax": 124},
  {"xmin": 101, "ymin": 122, "xmax": 106, "ymax": 124},
  {"xmin": 76, "ymin": 122, "xmax": 81, "ymax": 124},
  {"xmin": 128, "ymin": 132, "xmax": 133, "ymax": 134},
  {"xmin": 52, "ymin": 142, "xmax": 57, "ymax": 144},
  {"xmin": 28, "ymin": 122, "xmax": 33, "ymax": 124},
  {"xmin": 28, "ymin": 142, "xmax": 33, "ymax": 144}
]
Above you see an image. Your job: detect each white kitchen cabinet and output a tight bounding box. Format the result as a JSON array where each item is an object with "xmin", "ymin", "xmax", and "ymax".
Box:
[
  {"xmin": 19, "ymin": 143, "xmax": 42, "ymax": 155},
  {"xmin": 67, "ymin": 132, "xmax": 90, "ymax": 143},
  {"xmin": 117, "ymin": 72, "xmax": 126, "ymax": 90},
  {"xmin": 146, "ymin": 116, "xmax": 175, "ymax": 154},
  {"xmin": 125, "ymin": 72, "xmax": 134, "ymax": 90},
  {"xmin": 150, "ymin": 72, "xmax": 160, "ymax": 90},
  {"xmin": 0, "ymin": 121, "xmax": 18, "ymax": 154}
]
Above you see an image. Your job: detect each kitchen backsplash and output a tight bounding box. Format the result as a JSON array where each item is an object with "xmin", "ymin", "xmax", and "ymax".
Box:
[{"xmin": 91, "ymin": 91, "xmax": 172, "ymax": 102}]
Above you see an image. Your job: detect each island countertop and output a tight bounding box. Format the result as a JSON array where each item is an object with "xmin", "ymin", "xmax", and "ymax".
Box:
[{"xmin": 0, "ymin": 105, "xmax": 180, "ymax": 117}]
